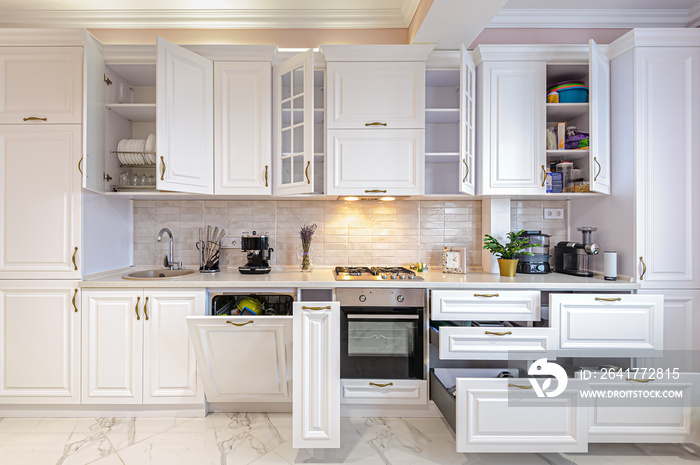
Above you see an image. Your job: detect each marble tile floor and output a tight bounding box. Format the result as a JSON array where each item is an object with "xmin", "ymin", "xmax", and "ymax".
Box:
[{"xmin": 0, "ymin": 414, "xmax": 698, "ymax": 465}]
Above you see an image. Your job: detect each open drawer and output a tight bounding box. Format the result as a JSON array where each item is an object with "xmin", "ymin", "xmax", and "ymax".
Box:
[
  {"xmin": 431, "ymin": 290, "xmax": 540, "ymax": 321},
  {"xmin": 187, "ymin": 315, "xmax": 292, "ymax": 403},
  {"xmin": 340, "ymin": 379, "xmax": 426, "ymax": 405},
  {"xmin": 586, "ymin": 372, "xmax": 700, "ymax": 443},
  {"xmin": 431, "ymin": 368, "xmax": 589, "ymax": 453},
  {"xmin": 430, "ymin": 325, "xmax": 556, "ymax": 360}
]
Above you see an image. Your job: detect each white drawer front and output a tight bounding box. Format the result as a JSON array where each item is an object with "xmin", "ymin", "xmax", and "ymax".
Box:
[
  {"xmin": 551, "ymin": 294, "xmax": 663, "ymax": 356},
  {"xmin": 340, "ymin": 379, "xmax": 426, "ymax": 405},
  {"xmin": 437, "ymin": 326, "xmax": 555, "ymax": 360},
  {"xmin": 587, "ymin": 373, "xmax": 699, "ymax": 443},
  {"xmin": 431, "ymin": 290, "xmax": 540, "ymax": 321},
  {"xmin": 456, "ymin": 378, "xmax": 589, "ymax": 453}
]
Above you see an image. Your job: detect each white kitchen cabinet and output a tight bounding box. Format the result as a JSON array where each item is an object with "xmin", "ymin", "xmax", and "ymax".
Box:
[
  {"xmin": 459, "ymin": 45, "xmax": 476, "ymax": 196},
  {"xmin": 82, "ymin": 288, "xmax": 204, "ymax": 405},
  {"xmin": 588, "ymin": 40, "xmax": 611, "ymax": 194},
  {"xmin": 293, "ymin": 301, "xmax": 340, "ymax": 449},
  {"xmin": 0, "ymin": 281, "xmax": 81, "ymax": 404},
  {"xmin": 326, "ymin": 62, "xmax": 425, "ymax": 129},
  {"xmin": 0, "ymin": 125, "xmax": 82, "ymax": 279},
  {"xmin": 214, "ymin": 61, "xmax": 271, "ymax": 195},
  {"xmin": 187, "ymin": 315, "xmax": 293, "ymax": 403},
  {"xmin": 340, "ymin": 379, "xmax": 426, "ymax": 405},
  {"xmin": 0, "ymin": 47, "xmax": 82, "ymax": 124},
  {"xmin": 550, "ymin": 293, "xmax": 663, "ymax": 357},
  {"xmin": 156, "ymin": 38, "xmax": 213, "ymax": 194},
  {"xmin": 326, "ymin": 129, "xmax": 424, "ymax": 196},
  {"xmin": 273, "ymin": 50, "xmax": 315, "ymax": 195},
  {"xmin": 431, "ymin": 290, "xmax": 540, "ymax": 321}
]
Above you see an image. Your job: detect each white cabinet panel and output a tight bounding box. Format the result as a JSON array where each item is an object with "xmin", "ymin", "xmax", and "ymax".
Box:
[
  {"xmin": 215, "ymin": 62, "xmax": 271, "ymax": 195},
  {"xmin": 589, "ymin": 39, "xmax": 611, "ymax": 194},
  {"xmin": 550, "ymin": 293, "xmax": 663, "ymax": 356},
  {"xmin": 326, "ymin": 129, "xmax": 424, "ymax": 196},
  {"xmin": 188, "ymin": 315, "xmax": 293, "ymax": 403},
  {"xmin": 436, "ymin": 326, "xmax": 555, "ymax": 361},
  {"xmin": 635, "ymin": 47, "xmax": 700, "ymax": 288},
  {"xmin": 156, "ymin": 38, "xmax": 213, "ymax": 194},
  {"xmin": 459, "ymin": 44, "xmax": 476, "ymax": 196},
  {"xmin": 0, "ymin": 47, "xmax": 82, "ymax": 124},
  {"xmin": 327, "ymin": 62, "xmax": 425, "ymax": 129},
  {"xmin": 144, "ymin": 290, "xmax": 204, "ymax": 404},
  {"xmin": 82, "ymin": 289, "xmax": 143, "ymax": 404},
  {"xmin": 340, "ymin": 379, "xmax": 426, "ymax": 405},
  {"xmin": 0, "ymin": 282, "xmax": 80, "ymax": 404},
  {"xmin": 0, "ymin": 125, "xmax": 81, "ymax": 279},
  {"xmin": 293, "ymin": 302, "xmax": 340, "ymax": 449},
  {"xmin": 478, "ymin": 61, "xmax": 546, "ymax": 195},
  {"xmin": 431, "ymin": 290, "xmax": 540, "ymax": 321}
]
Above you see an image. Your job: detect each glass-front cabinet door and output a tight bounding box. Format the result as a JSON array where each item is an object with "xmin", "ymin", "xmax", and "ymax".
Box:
[{"xmin": 273, "ymin": 50, "xmax": 314, "ymax": 195}]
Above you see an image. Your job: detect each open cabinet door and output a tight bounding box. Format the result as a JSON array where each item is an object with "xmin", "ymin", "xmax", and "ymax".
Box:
[
  {"xmin": 83, "ymin": 31, "xmax": 105, "ymax": 193},
  {"xmin": 459, "ymin": 44, "xmax": 476, "ymax": 195},
  {"xmin": 273, "ymin": 50, "xmax": 315, "ymax": 195},
  {"xmin": 156, "ymin": 38, "xmax": 213, "ymax": 194},
  {"xmin": 589, "ymin": 39, "xmax": 611, "ymax": 194}
]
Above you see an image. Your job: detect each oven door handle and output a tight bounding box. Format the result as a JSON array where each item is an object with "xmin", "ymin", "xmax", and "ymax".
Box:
[{"xmin": 346, "ymin": 314, "xmax": 420, "ymax": 320}]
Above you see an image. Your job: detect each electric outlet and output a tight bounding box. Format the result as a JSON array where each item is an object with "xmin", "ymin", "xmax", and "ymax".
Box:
[
  {"xmin": 220, "ymin": 237, "xmax": 238, "ymax": 249},
  {"xmin": 544, "ymin": 208, "xmax": 564, "ymax": 219}
]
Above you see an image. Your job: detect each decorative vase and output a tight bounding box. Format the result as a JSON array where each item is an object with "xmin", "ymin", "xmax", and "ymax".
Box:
[
  {"xmin": 497, "ymin": 258, "xmax": 518, "ymax": 277},
  {"xmin": 297, "ymin": 245, "xmax": 313, "ymax": 272}
]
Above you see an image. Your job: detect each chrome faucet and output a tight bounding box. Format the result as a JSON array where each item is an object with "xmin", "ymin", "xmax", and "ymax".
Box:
[{"xmin": 157, "ymin": 228, "xmax": 181, "ymax": 270}]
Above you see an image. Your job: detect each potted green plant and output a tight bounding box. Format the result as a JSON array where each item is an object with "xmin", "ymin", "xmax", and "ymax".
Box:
[{"xmin": 483, "ymin": 231, "xmax": 533, "ymax": 277}]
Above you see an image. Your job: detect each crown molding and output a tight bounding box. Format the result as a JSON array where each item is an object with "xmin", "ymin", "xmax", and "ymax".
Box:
[
  {"xmin": 0, "ymin": 27, "xmax": 85, "ymax": 46},
  {"xmin": 489, "ymin": 8, "xmax": 692, "ymax": 29},
  {"xmin": 401, "ymin": 0, "xmax": 423, "ymax": 25},
  {"xmin": 607, "ymin": 28, "xmax": 700, "ymax": 59},
  {"xmin": 320, "ymin": 44, "xmax": 435, "ymax": 62},
  {"xmin": 0, "ymin": 8, "xmax": 410, "ymax": 29},
  {"xmin": 425, "ymin": 50, "xmax": 460, "ymax": 69},
  {"xmin": 472, "ymin": 44, "xmax": 596, "ymax": 66},
  {"xmin": 689, "ymin": 4, "xmax": 700, "ymax": 28}
]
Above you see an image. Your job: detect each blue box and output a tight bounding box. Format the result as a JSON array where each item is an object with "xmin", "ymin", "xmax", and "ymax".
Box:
[{"xmin": 547, "ymin": 171, "xmax": 563, "ymax": 193}]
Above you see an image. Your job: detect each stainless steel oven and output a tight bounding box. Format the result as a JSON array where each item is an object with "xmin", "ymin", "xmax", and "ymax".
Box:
[{"xmin": 338, "ymin": 288, "xmax": 425, "ymax": 380}]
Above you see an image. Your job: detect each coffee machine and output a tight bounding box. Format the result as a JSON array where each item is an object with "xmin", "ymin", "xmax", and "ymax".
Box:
[
  {"xmin": 553, "ymin": 227, "xmax": 601, "ymax": 277},
  {"xmin": 239, "ymin": 231, "xmax": 274, "ymax": 274}
]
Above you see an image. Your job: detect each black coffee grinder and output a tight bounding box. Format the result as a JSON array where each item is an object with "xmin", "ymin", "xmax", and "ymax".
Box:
[{"xmin": 239, "ymin": 231, "xmax": 273, "ymax": 274}]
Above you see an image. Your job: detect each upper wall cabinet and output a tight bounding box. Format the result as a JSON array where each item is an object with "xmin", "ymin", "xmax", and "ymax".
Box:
[
  {"xmin": 0, "ymin": 47, "xmax": 82, "ymax": 125},
  {"xmin": 215, "ymin": 62, "xmax": 271, "ymax": 195},
  {"xmin": 475, "ymin": 42, "xmax": 610, "ymax": 196}
]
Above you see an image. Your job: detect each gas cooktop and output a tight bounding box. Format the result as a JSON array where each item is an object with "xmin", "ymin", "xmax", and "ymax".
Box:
[{"xmin": 333, "ymin": 266, "xmax": 424, "ymax": 281}]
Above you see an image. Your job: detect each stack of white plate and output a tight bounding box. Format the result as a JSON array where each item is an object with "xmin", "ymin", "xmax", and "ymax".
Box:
[{"xmin": 116, "ymin": 135, "xmax": 156, "ymax": 165}]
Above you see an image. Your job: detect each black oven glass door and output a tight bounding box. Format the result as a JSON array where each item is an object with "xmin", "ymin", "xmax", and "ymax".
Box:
[{"xmin": 341, "ymin": 308, "xmax": 424, "ymax": 380}]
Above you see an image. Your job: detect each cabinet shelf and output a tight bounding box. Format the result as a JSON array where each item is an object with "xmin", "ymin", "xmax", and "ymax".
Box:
[
  {"xmin": 426, "ymin": 152, "xmax": 460, "ymax": 163},
  {"xmin": 426, "ymin": 108, "xmax": 459, "ymax": 123},
  {"xmin": 546, "ymin": 103, "xmax": 589, "ymax": 121},
  {"xmin": 546, "ymin": 149, "xmax": 589, "ymax": 162},
  {"xmin": 106, "ymin": 103, "xmax": 156, "ymax": 122}
]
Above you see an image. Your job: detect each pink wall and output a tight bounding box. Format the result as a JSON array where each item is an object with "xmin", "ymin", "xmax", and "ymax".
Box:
[{"xmin": 470, "ymin": 28, "xmax": 630, "ymax": 47}]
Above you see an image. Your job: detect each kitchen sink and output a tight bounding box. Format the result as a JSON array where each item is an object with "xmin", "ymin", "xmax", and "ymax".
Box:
[{"xmin": 122, "ymin": 269, "xmax": 198, "ymax": 280}]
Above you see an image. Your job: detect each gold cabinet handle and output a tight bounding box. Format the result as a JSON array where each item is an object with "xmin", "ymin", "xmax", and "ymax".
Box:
[
  {"xmin": 485, "ymin": 331, "xmax": 512, "ymax": 336},
  {"xmin": 594, "ymin": 157, "xmax": 602, "ymax": 181},
  {"xmin": 143, "ymin": 297, "xmax": 149, "ymax": 321},
  {"xmin": 302, "ymin": 306, "xmax": 331, "ymax": 311},
  {"xmin": 72, "ymin": 289, "xmax": 78, "ymax": 313},
  {"xmin": 595, "ymin": 297, "xmax": 621, "ymax": 302},
  {"xmin": 508, "ymin": 383, "xmax": 532, "ymax": 389},
  {"xmin": 640, "ymin": 256, "xmax": 647, "ymax": 280},
  {"xmin": 462, "ymin": 158, "xmax": 469, "ymax": 183},
  {"xmin": 474, "ymin": 293, "xmax": 498, "ymax": 298},
  {"xmin": 227, "ymin": 320, "xmax": 253, "ymax": 326},
  {"xmin": 541, "ymin": 165, "xmax": 547, "ymax": 187},
  {"xmin": 264, "ymin": 165, "xmax": 269, "ymax": 187},
  {"xmin": 305, "ymin": 161, "xmax": 310, "ymax": 184},
  {"xmin": 23, "ymin": 116, "xmax": 47, "ymax": 122},
  {"xmin": 369, "ymin": 382, "xmax": 393, "ymax": 388},
  {"xmin": 78, "ymin": 157, "xmax": 84, "ymax": 175},
  {"xmin": 72, "ymin": 247, "xmax": 78, "ymax": 270},
  {"xmin": 365, "ymin": 122, "xmax": 387, "ymax": 127},
  {"xmin": 160, "ymin": 156, "xmax": 165, "ymax": 181},
  {"xmin": 135, "ymin": 296, "xmax": 140, "ymax": 320},
  {"xmin": 626, "ymin": 378, "xmax": 653, "ymax": 383},
  {"xmin": 365, "ymin": 189, "xmax": 387, "ymax": 193}
]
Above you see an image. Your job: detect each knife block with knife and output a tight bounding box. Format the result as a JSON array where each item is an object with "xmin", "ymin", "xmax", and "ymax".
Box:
[{"xmin": 198, "ymin": 226, "xmax": 225, "ymax": 272}]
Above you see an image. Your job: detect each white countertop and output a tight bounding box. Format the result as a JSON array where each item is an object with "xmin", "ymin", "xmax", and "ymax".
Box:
[{"xmin": 81, "ymin": 268, "xmax": 638, "ymax": 290}]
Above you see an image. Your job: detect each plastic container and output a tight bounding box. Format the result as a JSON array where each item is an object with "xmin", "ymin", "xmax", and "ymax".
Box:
[
  {"xmin": 558, "ymin": 87, "xmax": 588, "ymax": 103},
  {"xmin": 556, "ymin": 161, "xmax": 574, "ymax": 192}
]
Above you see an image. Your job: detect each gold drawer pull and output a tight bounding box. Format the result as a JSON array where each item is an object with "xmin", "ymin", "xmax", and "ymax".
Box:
[
  {"xmin": 264, "ymin": 165, "xmax": 269, "ymax": 187},
  {"xmin": 135, "ymin": 297, "xmax": 140, "ymax": 320},
  {"xmin": 302, "ymin": 306, "xmax": 331, "ymax": 311},
  {"xmin": 626, "ymin": 378, "xmax": 653, "ymax": 383},
  {"xmin": 305, "ymin": 161, "xmax": 310, "ymax": 184},
  {"xmin": 365, "ymin": 122, "xmax": 387, "ymax": 127},
  {"xmin": 541, "ymin": 165, "xmax": 547, "ymax": 187},
  {"xmin": 143, "ymin": 297, "xmax": 149, "ymax": 321},
  {"xmin": 72, "ymin": 289, "xmax": 78, "ymax": 313},
  {"xmin": 72, "ymin": 247, "xmax": 78, "ymax": 270},
  {"xmin": 508, "ymin": 383, "xmax": 532, "ymax": 389},
  {"xmin": 227, "ymin": 320, "xmax": 253, "ymax": 327},
  {"xmin": 78, "ymin": 157, "xmax": 84, "ymax": 175},
  {"xmin": 595, "ymin": 297, "xmax": 621, "ymax": 302},
  {"xmin": 369, "ymin": 382, "xmax": 393, "ymax": 388},
  {"xmin": 474, "ymin": 293, "xmax": 498, "ymax": 298},
  {"xmin": 365, "ymin": 189, "xmax": 387, "ymax": 194},
  {"xmin": 485, "ymin": 331, "xmax": 512, "ymax": 336},
  {"xmin": 23, "ymin": 116, "xmax": 47, "ymax": 121},
  {"xmin": 160, "ymin": 156, "xmax": 166, "ymax": 181},
  {"xmin": 594, "ymin": 157, "xmax": 602, "ymax": 181},
  {"xmin": 462, "ymin": 158, "xmax": 469, "ymax": 182},
  {"xmin": 640, "ymin": 256, "xmax": 647, "ymax": 280}
]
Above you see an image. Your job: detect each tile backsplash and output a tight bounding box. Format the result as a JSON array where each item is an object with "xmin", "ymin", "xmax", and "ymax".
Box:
[{"xmin": 133, "ymin": 199, "xmax": 567, "ymax": 270}]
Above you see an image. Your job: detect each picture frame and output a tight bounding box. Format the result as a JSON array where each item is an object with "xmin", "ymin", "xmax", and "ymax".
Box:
[{"xmin": 442, "ymin": 246, "xmax": 467, "ymax": 274}]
